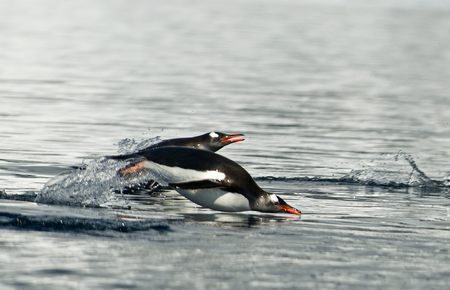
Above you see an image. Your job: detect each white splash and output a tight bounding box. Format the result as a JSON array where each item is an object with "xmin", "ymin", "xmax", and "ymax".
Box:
[
  {"xmin": 345, "ymin": 151, "xmax": 440, "ymax": 188},
  {"xmin": 116, "ymin": 135, "xmax": 161, "ymax": 154},
  {"xmin": 36, "ymin": 135, "xmax": 163, "ymax": 207}
]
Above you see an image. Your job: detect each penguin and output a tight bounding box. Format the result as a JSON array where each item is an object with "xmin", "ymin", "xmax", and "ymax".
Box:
[
  {"xmin": 108, "ymin": 131, "xmax": 244, "ymax": 175},
  {"xmin": 108, "ymin": 131, "xmax": 245, "ymax": 192},
  {"xmin": 110, "ymin": 147, "xmax": 301, "ymax": 215}
]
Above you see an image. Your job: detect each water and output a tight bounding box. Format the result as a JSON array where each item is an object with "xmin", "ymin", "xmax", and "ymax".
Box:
[{"xmin": 1, "ymin": 0, "xmax": 450, "ymax": 289}]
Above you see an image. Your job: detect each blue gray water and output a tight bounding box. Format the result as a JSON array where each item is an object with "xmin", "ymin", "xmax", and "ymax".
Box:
[{"xmin": 1, "ymin": 0, "xmax": 450, "ymax": 289}]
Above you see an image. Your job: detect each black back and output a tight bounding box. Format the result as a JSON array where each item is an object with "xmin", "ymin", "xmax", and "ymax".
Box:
[
  {"xmin": 140, "ymin": 147, "xmax": 264, "ymax": 200},
  {"xmin": 108, "ymin": 132, "xmax": 233, "ymax": 160},
  {"xmin": 147, "ymin": 132, "xmax": 230, "ymax": 152},
  {"xmin": 148, "ymin": 135, "xmax": 203, "ymax": 150}
]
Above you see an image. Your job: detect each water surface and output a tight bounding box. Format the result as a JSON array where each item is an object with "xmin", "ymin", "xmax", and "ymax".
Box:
[{"xmin": 1, "ymin": 0, "xmax": 449, "ymax": 289}]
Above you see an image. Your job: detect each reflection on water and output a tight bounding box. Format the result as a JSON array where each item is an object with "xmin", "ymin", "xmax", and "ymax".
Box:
[{"xmin": 182, "ymin": 212, "xmax": 300, "ymax": 228}]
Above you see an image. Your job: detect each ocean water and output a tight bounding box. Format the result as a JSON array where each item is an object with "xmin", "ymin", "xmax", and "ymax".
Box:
[{"xmin": 1, "ymin": 0, "xmax": 449, "ymax": 289}]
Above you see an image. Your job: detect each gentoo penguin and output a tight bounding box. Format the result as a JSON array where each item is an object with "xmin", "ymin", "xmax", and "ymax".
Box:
[
  {"xmin": 110, "ymin": 131, "xmax": 244, "ymax": 158},
  {"xmin": 109, "ymin": 131, "xmax": 245, "ymax": 175},
  {"xmin": 145, "ymin": 131, "xmax": 245, "ymax": 152},
  {"xmin": 110, "ymin": 147, "xmax": 301, "ymax": 215}
]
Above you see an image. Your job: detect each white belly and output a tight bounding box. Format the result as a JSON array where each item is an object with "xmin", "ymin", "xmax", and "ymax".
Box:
[
  {"xmin": 177, "ymin": 188, "xmax": 251, "ymax": 212},
  {"xmin": 143, "ymin": 161, "xmax": 225, "ymax": 185},
  {"xmin": 142, "ymin": 161, "xmax": 249, "ymax": 211}
]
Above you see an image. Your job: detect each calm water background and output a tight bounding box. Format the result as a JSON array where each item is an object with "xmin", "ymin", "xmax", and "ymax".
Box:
[{"xmin": 1, "ymin": 0, "xmax": 449, "ymax": 289}]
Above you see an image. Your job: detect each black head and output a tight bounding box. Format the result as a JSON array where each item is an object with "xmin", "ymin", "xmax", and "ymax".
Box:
[
  {"xmin": 253, "ymin": 193, "xmax": 301, "ymax": 215},
  {"xmin": 197, "ymin": 131, "xmax": 245, "ymax": 152}
]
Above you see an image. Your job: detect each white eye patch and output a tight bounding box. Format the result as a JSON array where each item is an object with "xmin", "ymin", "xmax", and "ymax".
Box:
[
  {"xmin": 270, "ymin": 194, "xmax": 279, "ymax": 203},
  {"xmin": 209, "ymin": 132, "xmax": 219, "ymax": 138}
]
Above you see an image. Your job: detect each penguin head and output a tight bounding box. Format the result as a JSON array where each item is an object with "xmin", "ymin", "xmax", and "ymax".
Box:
[
  {"xmin": 255, "ymin": 194, "xmax": 301, "ymax": 215},
  {"xmin": 199, "ymin": 131, "xmax": 245, "ymax": 152}
]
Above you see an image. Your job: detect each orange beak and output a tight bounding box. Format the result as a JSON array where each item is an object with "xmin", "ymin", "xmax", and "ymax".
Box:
[
  {"xmin": 278, "ymin": 205, "xmax": 301, "ymax": 215},
  {"xmin": 220, "ymin": 134, "xmax": 245, "ymax": 144}
]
